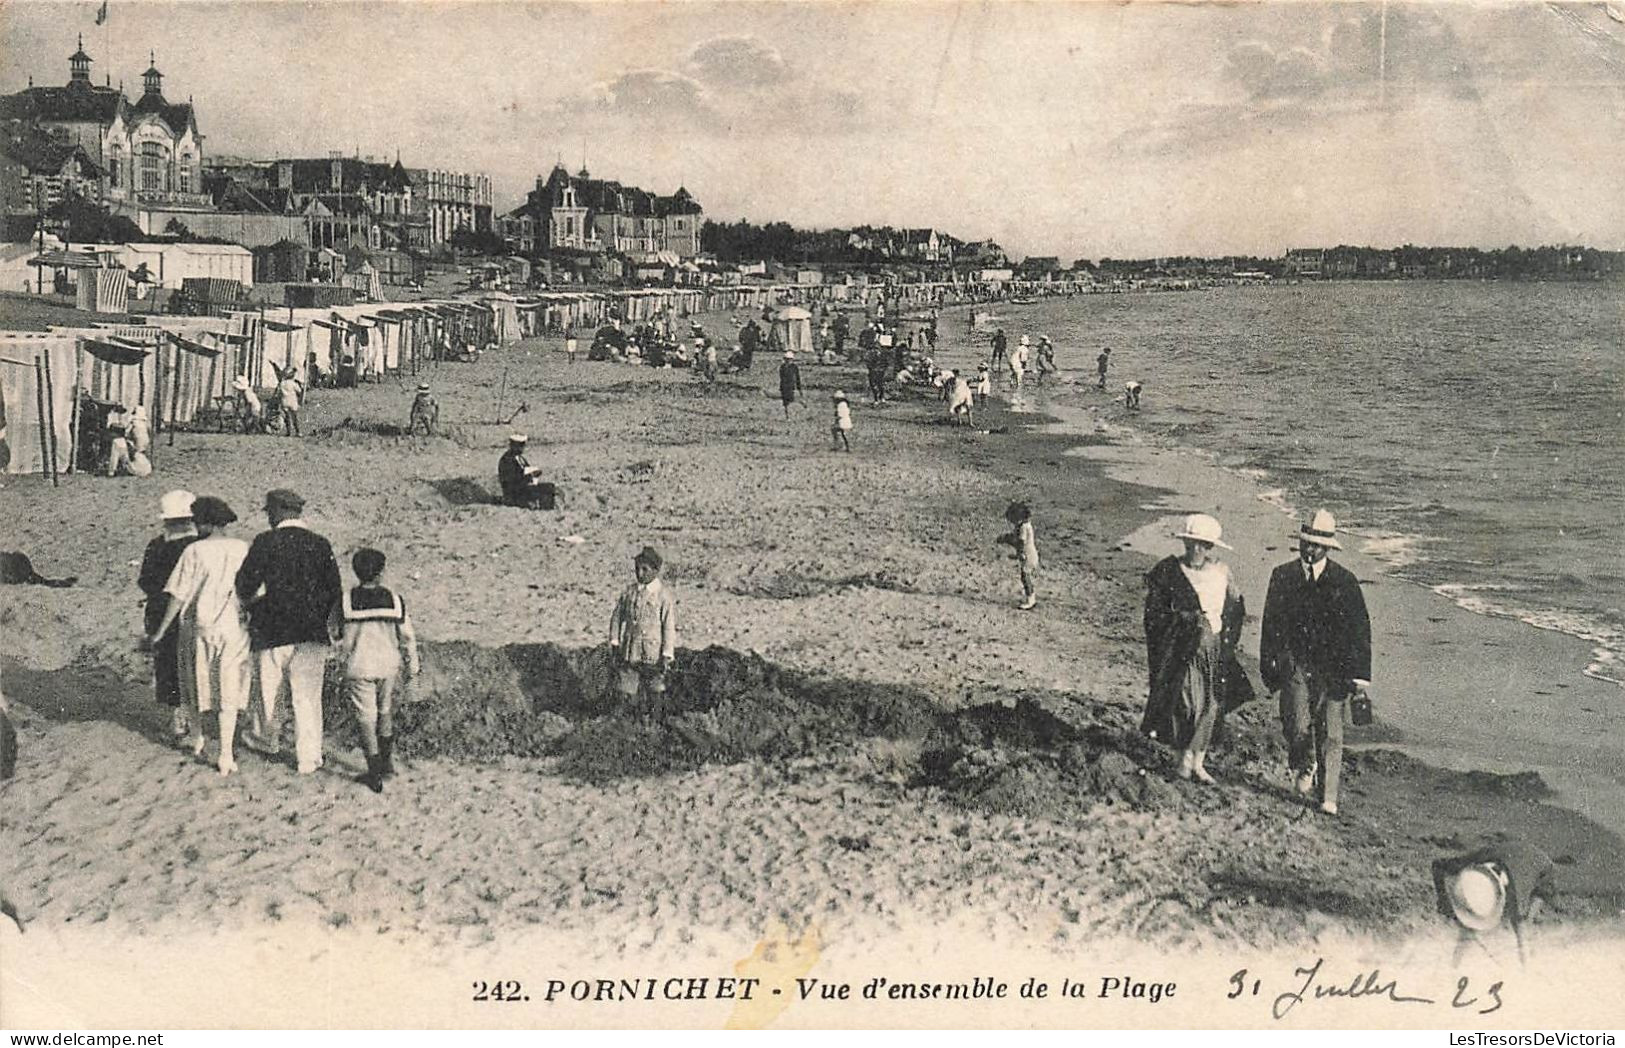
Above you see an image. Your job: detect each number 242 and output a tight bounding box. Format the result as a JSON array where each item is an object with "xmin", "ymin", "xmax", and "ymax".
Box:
[{"xmin": 472, "ymin": 980, "xmax": 525, "ymax": 1002}]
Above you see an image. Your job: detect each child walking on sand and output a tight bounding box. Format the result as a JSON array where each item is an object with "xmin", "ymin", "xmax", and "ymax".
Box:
[
  {"xmin": 149, "ymin": 496, "xmax": 250, "ymax": 776},
  {"xmin": 999, "ymin": 501, "xmax": 1040, "ymax": 610},
  {"xmin": 329, "ymin": 548, "xmax": 419, "ymax": 793},
  {"xmin": 831, "ymin": 390, "xmax": 852, "ymax": 451}
]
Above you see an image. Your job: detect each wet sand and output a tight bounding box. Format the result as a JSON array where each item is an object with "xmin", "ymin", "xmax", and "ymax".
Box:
[{"xmin": 2, "ymin": 306, "xmax": 1622, "ymax": 1027}]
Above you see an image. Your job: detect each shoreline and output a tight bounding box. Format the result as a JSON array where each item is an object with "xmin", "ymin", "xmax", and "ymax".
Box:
[
  {"xmin": 2, "ymin": 306, "xmax": 1622, "ymax": 1019},
  {"xmin": 925, "ymin": 299, "xmax": 1625, "ymax": 837},
  {"xmin": 928, "ymin": 285, "xmax": 1625, "ymax": 695}
]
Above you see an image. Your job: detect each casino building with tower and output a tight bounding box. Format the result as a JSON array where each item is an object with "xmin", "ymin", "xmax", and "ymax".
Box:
[{"xmin": 0, "ymin": 37, "xmax": 208, "ymax": 212}]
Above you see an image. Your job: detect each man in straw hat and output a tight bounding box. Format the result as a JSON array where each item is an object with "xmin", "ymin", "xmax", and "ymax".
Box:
[
  {"xmin": 408, "ymin": 383, "xmax": 439, "ymax": 436},
  {"xmin": 1260, "ymin": 509, "xmax": 1372, "ymax": 816},
  {"xmin": 498, "ymin": 433, "xmax": 551, "ymax": 509},
  {"xmin": 1432, "ymin": 839, "xmax": 1556, "ymax": 965},
  {"xmin": 138, "ymin": 489, "xmax": 200, "ymax": 739}
]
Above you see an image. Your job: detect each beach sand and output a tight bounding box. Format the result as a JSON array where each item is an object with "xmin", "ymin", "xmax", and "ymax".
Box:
[{"xmin": 2, "ymin": 307, "xmax": 1622, "ymax": 1027}]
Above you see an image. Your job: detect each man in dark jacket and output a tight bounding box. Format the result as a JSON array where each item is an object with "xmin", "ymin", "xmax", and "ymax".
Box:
[
  {"xmin": 498, "ymin": 433, "xmax": 552, "ymax": 508},
  {"xmin": 236, "ymin": 489, "xmax": 342, "ymax": 774},
  {"xmin": 1260, "ymin": 509, "xmax": 1372, "ymax": 816}
]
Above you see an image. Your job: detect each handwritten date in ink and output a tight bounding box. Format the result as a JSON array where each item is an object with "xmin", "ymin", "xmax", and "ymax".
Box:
[
  {"xmin": 1227, "ymin": 959, "xmax": 1503, "ymax": 1020},
  {"xmin": 472, "ymin": 980, "xmax": 527, "ymax": 1002}
]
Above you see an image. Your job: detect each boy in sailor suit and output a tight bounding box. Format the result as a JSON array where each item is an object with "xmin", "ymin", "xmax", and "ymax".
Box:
[{"xmin": 329, "ymin": 548, "xmax": 419, "ymax": 792}]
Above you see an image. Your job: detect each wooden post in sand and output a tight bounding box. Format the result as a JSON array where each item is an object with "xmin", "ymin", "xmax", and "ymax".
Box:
[
  {"xmin": 169, "ymin": 340, "xmax": 184, "ymax": 447},
  {"xmin": 67, "ymin": 344, "xmax": 82, "ymax": 474},
  {"xmin": 33, "ymin": 356, "xmax": 54, "ymax": 486},
  {"xmin": 152, "ymin": 338, "xmax": 165, "ymax": 459},
  {"xmin": 41, "ymin": 350, "xmax": 60, "ymax": 483},
  {"xmin": 203, "ymin": 342, "xmax": 219, "ymax": 434},
  {"xmin": 495, "ymin": 365, "xmax": 508, "ymax": 425}
]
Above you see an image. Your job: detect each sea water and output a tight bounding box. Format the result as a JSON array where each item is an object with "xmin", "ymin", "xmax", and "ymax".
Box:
[{"xmin": 948, "ymin": 281, "xmax": 1624, "ymax": 685}]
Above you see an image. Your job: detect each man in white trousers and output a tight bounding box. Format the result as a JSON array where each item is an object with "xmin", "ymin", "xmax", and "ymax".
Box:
[{"xmin": 236, "ymin": 489, "xmax": 342, "ymax": 774}]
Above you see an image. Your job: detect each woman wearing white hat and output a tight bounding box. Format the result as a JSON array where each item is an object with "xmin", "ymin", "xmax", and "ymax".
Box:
[
  {"xmin": 1141, "ymin": 513, "xmax": 1254, "ymax": 783},
  {"xmin": 138, "ymin": 490, "xmax": 200, "ymax": 739}
]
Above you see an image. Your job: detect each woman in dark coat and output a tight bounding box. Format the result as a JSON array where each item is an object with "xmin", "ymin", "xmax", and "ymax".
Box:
[
  {"xmin": 1142, "ymin": 513, "xmax": 1254, "ymax": 782},
  {"xmin": 138, "ymin": 490, "xmax": 200, "ymax": 739}
]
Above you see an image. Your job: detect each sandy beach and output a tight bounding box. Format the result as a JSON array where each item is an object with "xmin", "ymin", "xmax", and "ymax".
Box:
[{"xmin": 3, "ymin": 304, "xmax": 1623, "ymax": 1028}]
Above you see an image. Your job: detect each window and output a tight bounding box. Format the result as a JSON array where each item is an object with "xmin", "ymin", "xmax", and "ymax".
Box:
[
  {"xmin": 138, "ymin": 142, "xmax": 167, "ymax": 191},
  {"xmin": 178, "ymin": 155, "xmax": 192, "ymax": 193}
]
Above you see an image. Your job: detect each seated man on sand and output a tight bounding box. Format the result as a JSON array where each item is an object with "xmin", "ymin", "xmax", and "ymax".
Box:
[{"xmin": 498, "ymin": 434, "xmax": 552, "ymax": 509}]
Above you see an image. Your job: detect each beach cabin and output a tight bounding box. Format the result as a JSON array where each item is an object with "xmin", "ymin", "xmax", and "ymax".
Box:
[{"xmin": 771, "ymin": 306, "xmax": 814, "ymax": 357}]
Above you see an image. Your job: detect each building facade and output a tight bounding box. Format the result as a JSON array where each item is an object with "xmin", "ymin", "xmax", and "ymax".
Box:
[
  {"xmin": 265, "ymin": 156, "xmax": 422, "ymax": 251},
  {"xmin": 0, "ymin": 120, "xmax": 104, "ymax": 223},
  {"xmin": 407, "ymin": 167, "xmax": 493, "ymax": 246},
  {"xmin": 0, "ymin": 41, "xmax": 207, "ymax": 214},
  {"xmin": 502, "ymin": 165, "xmax": 703, "ymax": 259}
]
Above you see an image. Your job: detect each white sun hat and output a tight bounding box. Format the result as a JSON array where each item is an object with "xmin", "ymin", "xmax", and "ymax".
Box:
[
  {"xmin": 1174, "ymin": 513, "xmax": 1232, "ymax": 550},
  {"xmin": 1444, "ymin": 862, "xmax": 1507, "ymax": 933},
  {"xmin": 1298, "ymin": 509, "xmax": 1343, "ymax": 550},
  {"xmin": 157, "ymin": 489, "xmax": 195, "ymax": 520}
]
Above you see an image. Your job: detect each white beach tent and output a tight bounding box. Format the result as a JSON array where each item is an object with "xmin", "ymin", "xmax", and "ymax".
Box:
[
  {"xmin": 482, "ymin": 291, "xmax": 522, "ymax": 343},
  {"xmin": 771, "ymin": 306, "xmax": 814, "ymax": 357}
]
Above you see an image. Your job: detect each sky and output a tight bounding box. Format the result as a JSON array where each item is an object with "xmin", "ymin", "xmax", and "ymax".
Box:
[{"xmin": 2, "ymin": 0, "xmax": 1622, "ymax": 259}]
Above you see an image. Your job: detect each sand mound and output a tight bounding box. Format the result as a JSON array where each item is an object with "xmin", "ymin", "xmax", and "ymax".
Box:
[
  {"xmin": 1348, "ymin": 748, "xmax": 1552, "ymax": 799},
  {"xmin": 916, "ymin": 699, "xmax": 1189, "ymax": 818},
  {"xmin": 337, "ymin": 639, "xmax": 1196, "ymax": 814},
  {"xmin": 426, "ymin": 477, "xmax": 498, "ymax": 506},
  {"xmin": 310, "ymin": 416, "xmax": 481, "ymax": 448},
  {"xmin": 727, "ymin": 567, "xmax": 916, "ymax": 600},
  {"xmin": 371, "ymin": 641, "xmax": 946, "ymax": 784}
]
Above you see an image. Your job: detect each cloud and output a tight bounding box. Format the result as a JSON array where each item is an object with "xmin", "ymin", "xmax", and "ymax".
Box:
[
  {"xmin": 553, "ymin": 34, "xmax": 868, "ymax": 136},
  {"xmin": 1219, "ymin": 6, "xmax": 1484, "ymax": 108},
  {"xmin": 686, "ymin": 36, "xmax": 793, "ymax": 89},
  {"xmin": 555, "ymin": 70, "xmax": 719, "ymax": 128}
]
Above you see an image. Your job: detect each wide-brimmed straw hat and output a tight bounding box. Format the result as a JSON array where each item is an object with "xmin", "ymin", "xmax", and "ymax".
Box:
[
  {"xmin": 508, "ymin": 433, "xmax": 528, "ymax": 444},
  {"xmin": 1174, "ymin": 513, "xmax": 1232, "ymax": 550},
  {"xmin": 157, "ymin": 489, "xmax": 195, "ymax": 521},
  {"xmin": 833, "ymin": 389, "xmax": 847, "ymax": 400},
  {"xmin": 1298, "ymin": 509, "xmax": 1343, "ymax": 550},
  {"xmin": 1443, "ymin": 862, "xmax": 1507, "ymax": 932},
  {"xmin": 784, "ymin": 350, "xmax": 795, "ymax": 359},
  {"xmin": 416, "ymin": 383, "xmax": 430, "ymax": 393}
]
